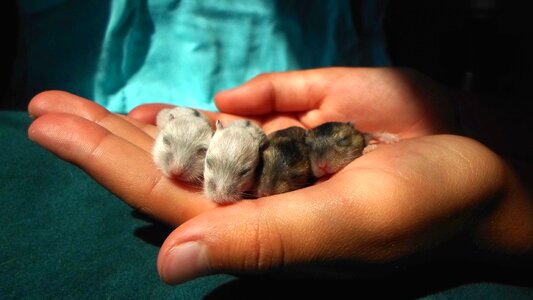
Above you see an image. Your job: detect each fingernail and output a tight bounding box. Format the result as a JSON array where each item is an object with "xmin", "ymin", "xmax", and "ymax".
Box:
[{"xmin": 161, "ymin": 241, "xmax": 209, "ymax": 285}]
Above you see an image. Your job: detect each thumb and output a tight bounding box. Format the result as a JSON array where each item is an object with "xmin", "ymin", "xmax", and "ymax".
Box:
[{"xmin": 157, "ymin": 185, "xmax": 363, "ymax": 285}]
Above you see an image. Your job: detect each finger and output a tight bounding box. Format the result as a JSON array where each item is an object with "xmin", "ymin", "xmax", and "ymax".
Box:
[
  {"xmin": 29, "ymin": 91, "xmax": 155, "ymax": 153},
  {"xmin": 116, "ymin": 114, "xmax": 159, "ymax": 139},
  {"xmin": 128, "ymin": 103, "xmax": 176, "ymax": 125},
  {"xmin": 28, "ymin": 113, "xmax": 217, "ymax": 226},
  {"xmin": 214, "ymin": 68, "xmax": 351, "ymax": 115}
]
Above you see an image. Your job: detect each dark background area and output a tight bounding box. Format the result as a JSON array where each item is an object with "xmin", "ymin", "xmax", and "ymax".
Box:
[
  {"xmin": 1, "ymin": 1, "xmax": 19, "ymax": 107},
  {"xmin": 382, "ymin": 0, "xmax": 533, "ymax": 166},
  {"xmin": 383, "ymin": 0, "xmax": 533, "ymax": 101}
]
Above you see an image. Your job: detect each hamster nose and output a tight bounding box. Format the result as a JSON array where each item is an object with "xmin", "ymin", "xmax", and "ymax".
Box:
[
  {"xmin": 318, "ymin": 162, "xmax": 328, "ymax": 172},
  {"xmin": 170, "ymin": 168, "xmax": 185, "ymax": 178}
]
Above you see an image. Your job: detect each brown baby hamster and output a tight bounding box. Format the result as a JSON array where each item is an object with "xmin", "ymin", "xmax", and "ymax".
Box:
[
  {"xmin": 255, "ymin": 126, "xmax": 314, "ymax": 197},
  {"xmin": 305, "ymin": 122, "xmax": 366, "ymax": 178}
]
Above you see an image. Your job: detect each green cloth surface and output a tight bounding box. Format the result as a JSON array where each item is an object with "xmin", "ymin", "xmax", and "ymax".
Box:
[
  {"xmin": 1, "ymin": 111, "xmax": 532, "ymax": 298},
  {"xmin": 0, "ymin": 111, "xmax": 236, "ymax": 298}
]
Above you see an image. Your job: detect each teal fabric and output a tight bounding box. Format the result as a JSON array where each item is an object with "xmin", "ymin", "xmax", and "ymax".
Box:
[
  {"xmin": 10, "ymin": 0, "xmax": 389, "ymax": 113},
  {"xmin": 94, "ymin": 0, "xmax": 389, "ymax": 113}
]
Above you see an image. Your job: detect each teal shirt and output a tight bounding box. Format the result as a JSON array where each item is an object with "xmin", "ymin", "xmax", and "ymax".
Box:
[{"xmin": 13, "ymin": 0, "xmax": 389, "ymax": 113}]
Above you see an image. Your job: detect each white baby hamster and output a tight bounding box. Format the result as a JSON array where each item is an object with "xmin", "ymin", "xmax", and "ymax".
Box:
[
  {"xmin": 152, "ymin": 107, "xmax": 213, "ymax": 184},
  {"xmin": 203, "ymin": 119, "xmax": 267, "ymax": 204}
]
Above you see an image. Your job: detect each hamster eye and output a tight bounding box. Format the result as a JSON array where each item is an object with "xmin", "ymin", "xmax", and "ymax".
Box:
[
  {"xmin": 239, "ymin": 167, "xmax": 252, "ymax": 177},
  {"xmin": 337, "ymin": 136, "xmax": 351, "ymax": 147},
  {"xmin": 206, "ymin": 158, "xmax": 214, "ymax": 169},
  {"xmin": 163, "ymin": 135, "xmax": 172, "ymax": 146},
  {"xmin": 196, "ymin": 147, "xmax": 207, "ymax": 157}
]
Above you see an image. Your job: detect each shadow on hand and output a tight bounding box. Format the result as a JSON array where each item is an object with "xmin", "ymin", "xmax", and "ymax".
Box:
[{"xmin": 205, "ymin": 244, "xmax": 533, "ymax": 299}]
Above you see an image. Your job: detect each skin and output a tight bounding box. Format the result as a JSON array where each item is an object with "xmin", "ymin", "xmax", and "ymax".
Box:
[{"xmin": 27, "ymin": 67, "xmax": 533, "ymax": 285}]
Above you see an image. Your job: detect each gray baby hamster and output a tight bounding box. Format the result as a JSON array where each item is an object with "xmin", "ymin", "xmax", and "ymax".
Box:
[
  {"xmin": 152, "ymin": 107, "xmax": 213, "ymax": 183},
  {"xmin": 305, "ymin": 122, "xmax": 366, "ymax": 178},
  {"xmin": 204, "ymin": 119, "xmax": 267, "ymax": 204},
  {"xmin": 255, "ymin": 126, "xmax": 313, "ymax": 197}
]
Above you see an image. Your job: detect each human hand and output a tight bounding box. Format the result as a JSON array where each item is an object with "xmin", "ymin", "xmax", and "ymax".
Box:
[
  {"xmin": 28, "ymin": 68, "xmax": 532, "ymax": 286},
  {"xmin": 145, "ymin": 68, "xmax": 530, "ymax": 284}
]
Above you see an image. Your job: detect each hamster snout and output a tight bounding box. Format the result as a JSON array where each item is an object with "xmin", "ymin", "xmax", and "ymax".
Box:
[
  {"xmin": 305, "ymin": 122, "xmax": 366, "ymax": 178},
  {"xmin": 152, "ymin": 107, "xmax": 212, "ymax": 183},
  {"xmin": 204, "ymin": 119, "xmax": 267, "ymax": 204},
  {"xmin": 256, "ymin": 126, "xmax": 313, "ymax": 197}
]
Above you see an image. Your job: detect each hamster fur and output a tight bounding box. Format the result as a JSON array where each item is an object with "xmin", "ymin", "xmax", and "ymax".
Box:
[
  {"xmin": 156, "ymin": 107, "xmax": 210, "ymax": 128},
  {"xmin": 204, "ymin": 119, "xmax": 267, "ymax": 204},
  {"xmin": 305, "ymin": 122, "xmax": 366, "ymax": 178},
  {"xmin": 256, "ymin": 126, "xmax": 313, "ymax": 197},
  {"xmin": 306, "ymin": 122, "xmax": 400, "ymax": 177},
  {"xmin": 152, "ymin": 107, "xmax": 213, "ymax": 183}
]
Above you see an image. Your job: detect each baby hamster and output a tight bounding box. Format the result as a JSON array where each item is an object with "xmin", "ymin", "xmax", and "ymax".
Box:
[
  {"xmin": 152, "ymin": 107, "xmax": 213, "ymax": 183},
  {"xmin": 255, "ymin": 126, "xmax": 313, "ymax": 197},
  {"xmin": 306, "ymin": 122, "xmax": 400, "ymax": 177},
  {"xmin": 204, "ymin": 119, "xmax": 267, "ymax": 204},
  {"xmin": 305, "ymin": 122, "xmax": 366, "ymax": 178}
]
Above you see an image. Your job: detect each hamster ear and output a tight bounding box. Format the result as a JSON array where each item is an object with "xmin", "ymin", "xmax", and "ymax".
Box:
[
  {"xmin": 258, "ymin": 132, "xmax": 268, "ymax": 150},
  {"xmin": 346, "ymin": 121, "xmax": 356, "ymax": 129},
  {"xmin": 216, "ymin": 120, "xmax": 223, "ymax": 130}
]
